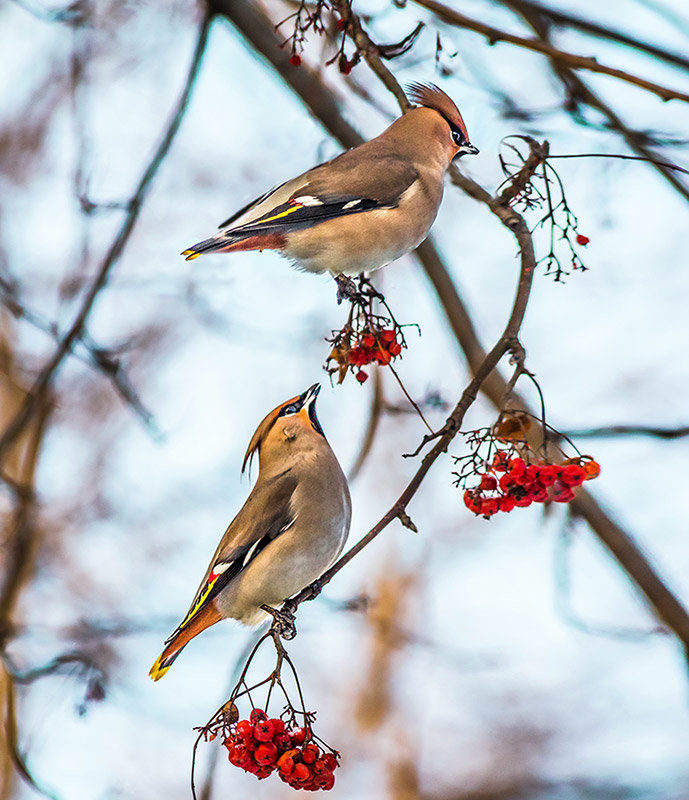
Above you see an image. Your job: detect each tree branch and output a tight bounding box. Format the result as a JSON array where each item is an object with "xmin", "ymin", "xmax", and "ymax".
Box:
[
  {"xmin": 0, "ymin": 11, "xmax": 212, "ymax": 464},
  {"xmin": 412, "ymin": 0, "xmax": 689, "ymax": 103},
  {"xmin": 215, "ymin": 0, "xmax": 689, "ymax": 655}
]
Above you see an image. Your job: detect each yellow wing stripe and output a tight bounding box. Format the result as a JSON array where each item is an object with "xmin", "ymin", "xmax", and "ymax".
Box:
[
  {"xmin": 177, "ymin": 572, "xmax": 222, "ymax": 632},
  {"xmin": 256, "ymin": 204, "xmax": 303, "ymax": 224}
]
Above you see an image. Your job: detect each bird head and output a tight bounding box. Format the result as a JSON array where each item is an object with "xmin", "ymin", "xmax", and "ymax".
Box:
[
  {"xmin": 242, "ymin": 383, "xmax": 326, "ymax": 474},
  {"xmin": 407, "ymin": 82, "xmax": 479, "ymax": 161}
]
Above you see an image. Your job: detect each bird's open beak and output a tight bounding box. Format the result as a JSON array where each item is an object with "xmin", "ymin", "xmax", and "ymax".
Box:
[
  {"xmin": 298, "ymin": 383, "xmax": 324, "ymax": 436},
  {"xmin": 299, "ymin": 383, "xmax": 321, "ymax": 409}
]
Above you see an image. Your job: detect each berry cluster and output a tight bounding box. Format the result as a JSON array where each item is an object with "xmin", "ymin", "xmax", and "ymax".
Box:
[
  {"xmin": 225, "ymin": 708, "xmax": 339, "ymax": 791},
  {"xmin": 463, "ymin": 452, "xmax": 600, "ymax": 518},
  {"xmin": 327, "ymin": 323, "xmax": 404, "ymax": 384}
]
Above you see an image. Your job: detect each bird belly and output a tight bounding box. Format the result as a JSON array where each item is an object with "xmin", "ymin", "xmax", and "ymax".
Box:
[
  {"xmin": 282, "ymin": 189, "xmax": 439, "ymax": 276},
  {"xmin": 215, "ymin": 516, "xmax": 348, "ymax": 626}
]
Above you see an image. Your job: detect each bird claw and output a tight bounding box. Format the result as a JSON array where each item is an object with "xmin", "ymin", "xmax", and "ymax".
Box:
[
  {"xmin": 335, "ymin": 274, "xmax": 384, "ymax": 305},
  {"xmin": 335, "ymin": 274, "xmax": 358, "ymax": 304},
  {"xmin": 261, "ymin": 603, "xmax": 297, "ymax": 640}
]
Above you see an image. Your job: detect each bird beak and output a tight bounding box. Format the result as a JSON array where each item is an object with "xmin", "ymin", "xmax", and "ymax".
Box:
[
  {"xmin": 299, "ymin": 383, "xmax": 321, "ymax": 410},
  {"xmin": 297, "ymin": 383, "xmax": 324, "ymax": 437},
  {"xmin": 454, "ymin": 142, "xmax": 479, "ymax": 159}
]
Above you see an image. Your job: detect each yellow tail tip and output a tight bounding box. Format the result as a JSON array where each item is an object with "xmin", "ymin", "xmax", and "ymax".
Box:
[
  {"xmin": 181, "ymin": 249, "xmax": 201, "ymax": 261},
  {"xmin": 149, "ymin": 655, "xmax": 171, "ymax": 682}
]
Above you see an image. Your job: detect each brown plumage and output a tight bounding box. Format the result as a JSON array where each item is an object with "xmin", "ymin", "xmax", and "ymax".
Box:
[
  {"xmin": 149, "ymin": 384, "xmax": 351, "ymax": 680},
  {"xmin": 181, "ymin": 83, "xmax": 478, "ymax": 278}
]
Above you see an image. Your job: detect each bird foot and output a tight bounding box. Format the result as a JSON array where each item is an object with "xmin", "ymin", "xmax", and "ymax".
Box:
[
  {"xmin": 335, "ymin": 274, "xmax": 358, "ymax": 304},
  {"xmin": 261, "ymin": 603, "xmax": 297, "ymax": 640}
]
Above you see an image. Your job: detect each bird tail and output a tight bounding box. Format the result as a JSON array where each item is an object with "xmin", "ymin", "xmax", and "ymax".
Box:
[
  {"xmin": 181, "ymin": 231, "xmax": 287, "ymax": 261},
  {"xmin": 149, "ymin": 601, "xmax": 222, "ymax": 681}
]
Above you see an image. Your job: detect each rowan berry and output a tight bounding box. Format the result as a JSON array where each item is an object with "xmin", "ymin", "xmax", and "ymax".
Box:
[
  {"xmin": 250, "ymin": 708, "xmax": 268, "ymax": 724},
  {"xmin": 583, "ymin": 459, "xmax": 601, "ymax": 479},
  {"xmin": 537, "ymin": 464, "xmax": 558, "ymax": 486},
  {"xmin": 560, "ymin": 464, "xmax": 586, "ymax": 486},
  {"xmin": 254, "ymin": 719, "xmax": 275, "ymax": 742},
  {"xmin": 479, "ymin": 474, "xmax": 498, "ymax": 491},
  {"xmin": 254, "ymin": 742, "xmax": 278, "ymax": 765},
  {"xmin": 290, "ymin": 54, "xmax": 302, "ymax": 66},
  {"xmin": 301, "ymin": 743, "xmax": 320, "ymax": 764},
  {"xmin": 291, "ymin": 727, "xmax": 308, "ymax": 746},
  {"xmin": 355, "ymin": 370, "xmax": 368, "ymax": 383},
  {"xmin": 576, "ymin": 233, "xmax": 590, "ymax": 245},
  {"xmin": 292, "ymin": 763, "xmax": 312, "ymax": 783},
  {"xmin": 492, "ymin": 451, "xmax": 510, "ymax": 471},
  {"xmin": 380, "ymin": 329, "xmax": 396, "ymax": 343},
  {"xmin": 236, "ymin": 719, "xmax": 253, "ymax": 739}
]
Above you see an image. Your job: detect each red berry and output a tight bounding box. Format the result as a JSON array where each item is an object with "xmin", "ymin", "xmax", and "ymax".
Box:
[
  {"xmin": 480, "ymin": 497, "xmax": 499, "ymax": 517},
  {"xmin": 228, "ymin": 743, "xmax": 250, "ymax": 766},
  {"xmin": 336, "ymin": 17, "xmax": 346, "ymax": 29},
  {"xmin": 254, "ymin": 719, "xmax": 275, "ymax": 742},
  {"xmin": 312, "ymin": 758, "xmax": 328, "ymax": 775},
  {"xmin": 291, "ymin": 727, "xmax": 308, "ymax": 746},
  {"xmin": 250, "ymin": 708, "xmax": 268, "ymax": 724},
  {"xmin": 561, "ymin": 464, "xmax": 586, "ymax": 486},
  {"xmin": 479, "ymin": 474, "xmax": 497, "ymax": 491},
  {"xmin": 236, "ymin": 719, "xmax": 253, "ymax": 739},
  {"xmin": 463, "ymin": 490, "xmax": 482, "ymax": 513},
  {"xmin": 290, "ymin": 53, "xmax": 302, "ymax": 66},
  {"xmin": 301, "ymin": 743, "xmax": 320, "ymax": 764},
  {"xmin": 254, "ymin": 742, "xmax": 278, "ymax": 766},
  {"xmin": 576, "ymin": 233, "xmax": 590, "ymax": 245},
  {"xmin": 355, "ymin": 369, "xmax": 368, "ymax": 384},
  {"xmin": 362, "ymin": 333, "xmax": 375, "ymax": 348},
  {"xmin": 499, "ymin": 473, "xmax": 516, "ymax": 492},
  {"xmin": 322, "ymin": 753, "xmax": 338, "ymax": 771},
  {"xmin": 380, "ymin": 329, "xmax": 396, "ymax": 343},
  {"xmin": 274, "ymin": 733, "xmax": 292, "ymax": 751},
  {"xmin": 492, "ymin": 451, "xmax": 510, "ymax": 471},
  {"xmin": 513, "ymin": 495, "xmax": 532, "ymax": 507},
  {"xmin": 270, "ymin": 718, "xmax": 286, "ymax": 735},
  {"xmin": 537, "ymin": 464, "xmax": 558, "ymax": 486},
  {"xmin": 508, "ymin": 457, "xmax": 526, "ymax": 477},
  {"xmin": 528, "ymin": 486, "xmax": 548, "ymax": 503},
  {"xmin": 292, "ymin": 763, "xmax": 312, "ymax": 782},
  {"xmin": 498, "ymin": 495, "xmax": 516, "ymax": 512},
  {"xmin": 277, "ymin": 750, "xmax": 299, "ymax": 775},
  {"xmin": 375, "ymin": 348, "xmax": 392, "ymax": 365},
  {"xmin": 553, "ymin": 487, "xmax": 575, "ymax": 503},
  {"xmin": 388, "ymin": 341, "xmax": 402, "ymax": 356}
]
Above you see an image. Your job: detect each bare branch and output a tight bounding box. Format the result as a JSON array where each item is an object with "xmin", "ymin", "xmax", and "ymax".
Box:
[
  {"xmin": 411, "ymin": 0, "xmax": 689, "ymax": 103},
  {"xmin": 0, "ymin": 11, "xmax": 212, "ymax": 463},
  {"xmin": 219, "ymin": 0, "xmax": 689, "ymax": 656}
]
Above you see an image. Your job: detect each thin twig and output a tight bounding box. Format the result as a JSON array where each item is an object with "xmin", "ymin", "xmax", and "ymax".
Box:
[
  {"xmin": 411, "ymin": 0, "xmax": 689, "ymax": 103},
  {"xmin": 0, "ymin": 11, "xmax": 212, "ymax": 463}
]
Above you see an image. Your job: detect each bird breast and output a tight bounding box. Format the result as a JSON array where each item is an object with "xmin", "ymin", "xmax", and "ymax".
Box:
[{"xmin": 282, "ymin": 179, "xmax": 444, "ymax": 276}]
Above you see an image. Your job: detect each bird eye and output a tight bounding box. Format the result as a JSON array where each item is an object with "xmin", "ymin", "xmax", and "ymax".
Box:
[
  {"xmin": 282, "ymin": 403, "xmax": 298, "ymax": 415},
  {"xmin": 451, "ymin": 130, "xmax": 465, "ymax": 145}
]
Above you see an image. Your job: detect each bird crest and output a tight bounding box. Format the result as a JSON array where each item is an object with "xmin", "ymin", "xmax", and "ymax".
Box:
[{"xmin": 407, "ymin": 81, "xmax": 470, "ymax": 142}]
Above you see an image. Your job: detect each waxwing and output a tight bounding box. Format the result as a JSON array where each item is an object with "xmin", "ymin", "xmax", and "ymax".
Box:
[
  {"xmin": 182, "ymin": 83, "xmax": 478, "ymax": 282},
  {"xmin": 149, "ymin": 384, "xmax": 351, "ymax": 680}
]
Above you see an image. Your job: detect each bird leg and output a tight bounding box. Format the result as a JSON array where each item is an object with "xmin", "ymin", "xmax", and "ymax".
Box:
[{"xmin": 261, "ymin": 602, "xmax": 297, "ymax": 640}]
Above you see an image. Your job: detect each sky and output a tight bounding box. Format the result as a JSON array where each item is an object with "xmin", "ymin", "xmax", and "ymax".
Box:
[{"xmin": 1, "ymin": 0, "xmax": 689, "ymax": 798}]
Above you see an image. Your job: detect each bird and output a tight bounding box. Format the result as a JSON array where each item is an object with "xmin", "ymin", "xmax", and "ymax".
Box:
[
  {"xmin": 149, "ymin": 383, "xmax": 351, "ymax": 681},
  {"xmin": 181, "ymin": 82, "xmax": 478, "ymax": 294}
]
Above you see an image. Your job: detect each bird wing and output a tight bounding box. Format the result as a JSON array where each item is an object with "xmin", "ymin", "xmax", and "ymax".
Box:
[
  {"xmin": 164, "ymin": 469, "xmax": 298, "ymax": 644},
  {"xmin": 217, "ymin": 150, "xmax": 419, "ymax": 239}
]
